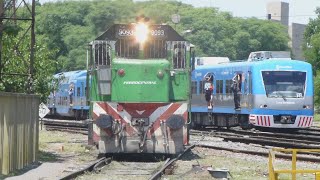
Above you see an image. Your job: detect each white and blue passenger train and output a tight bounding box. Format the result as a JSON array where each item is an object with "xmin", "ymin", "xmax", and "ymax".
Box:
[
  {"xmin": 47, "ymin": 70, "xmax": 89, "ymax": 119},
  {"xmin": 191, "ymin": 56, "xmax": 314, "ymax": 129}
]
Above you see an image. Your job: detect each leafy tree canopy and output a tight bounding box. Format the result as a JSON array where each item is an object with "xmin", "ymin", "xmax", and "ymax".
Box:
[
  {"xmin": 303, "ymin": 7, "xmax": 320, "ymax": 106},
  {"xmin": 1, "ymin": 0, "xmax": 291, "ymax": 100},
  {"xmin": 35, "ymin": 0, "xmax": 290, "ymax": 72}
]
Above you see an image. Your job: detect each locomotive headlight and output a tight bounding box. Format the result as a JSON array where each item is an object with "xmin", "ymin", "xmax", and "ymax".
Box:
[
  {"xmin": 157, "ymin": 70, "xmax": 164, "ymax": 79},
  {"xmin": 260, "ymin": 104, "xmax": 268, "ymax": 108},
  {"xmin": 303, "ymin": 105, "xmax": 310, "ymax": 109},
  {"xmin": 135, "ymin": 22, "xmax": 149, "ymax": 43}
]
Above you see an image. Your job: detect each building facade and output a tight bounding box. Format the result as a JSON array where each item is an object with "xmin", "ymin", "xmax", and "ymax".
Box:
[{"xmin": 267, "ymin": 1, "xmax": 306, "ymax": 60}]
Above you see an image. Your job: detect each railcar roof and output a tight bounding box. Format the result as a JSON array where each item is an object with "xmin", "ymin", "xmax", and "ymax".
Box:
[
  {"xmin": 54, "ymin": 70, "xmax": 87, "ymax": 79},
  {"xmin": 195, "ymin": 59, "xmax": 311, "ymax": 70}
]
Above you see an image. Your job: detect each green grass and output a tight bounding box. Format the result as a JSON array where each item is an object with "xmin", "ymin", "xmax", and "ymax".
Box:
[
  {"xmin": 314, "ymin": 113, "xmax": 320, "ymax": 122},
  {"xmin": 38, "ymin": 150, "xmax": 59, "ymax": 162}
]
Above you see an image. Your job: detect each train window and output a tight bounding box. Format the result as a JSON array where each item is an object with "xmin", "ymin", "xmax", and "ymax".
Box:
[
  {"xmin": 191, "ymin": 81, "xmax": 197, "ymax": 94},
  {"xmin": 144, "ymin": 40, "xmax": 167, "ymax": 58},
  {"xmin": 172, "ymin": 42, "xmax": 186, "ymax": 69},
  {"xmin": 77, "ymin": 87, "xmax": 80, "ymax": 97},
  {"xmin": 262, "ymin": 71, "xmax": 306, "ymax": 98},
  {"xmin": 248, "ymin": 71, "xmax": 252, "ymax": 94},
  {"xmin": 216, "ymin": 80, "xmax": 223, "ymax": 94},
  {"xmin": 232, "ymin": 73, "xmax": 242, "ymax": 91},
  {"xmin": 116, "ymin": 39, "xmax": 139, "ymax": 58},
  {"xmin": 94, "ymin": 42, "xmax": 111, "ymax": 66},
  {"xmin": 226, "ymin": 80, "xmax": 233, "ymax": 93},
  {"xmin": 199, "ymin": 81, "xmax": 204, "ymax": 94}
]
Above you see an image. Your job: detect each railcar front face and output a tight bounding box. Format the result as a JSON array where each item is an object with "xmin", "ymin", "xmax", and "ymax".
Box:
[
  {"xmin": 88, "ymin": 22, "xmax": 192, "ymax": 154},
  {"xmin": 250, "ymin": 61, "xmax": 314, "ymax": 128}
]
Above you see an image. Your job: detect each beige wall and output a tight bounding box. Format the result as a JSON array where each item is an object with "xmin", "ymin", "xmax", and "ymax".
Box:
[
  {"xmin": 267, "ymin": 1, "xmax": 289, "ymax": 27},
  {"xmin": 0, "ymin": 92, "xmax": 39, "ymax": 175},
  {"xmin": 289, "ymin": 23, "xmax": 306, "ymax": 60},
  {"xmin": 267, "ymin": 1, "xmax": 306, "ymax": 60}
]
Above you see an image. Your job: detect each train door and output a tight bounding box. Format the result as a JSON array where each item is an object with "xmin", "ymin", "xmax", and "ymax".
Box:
[
  {"xmin": 91, "ymin": 41, "xmax": 112, "ymax": 101},
  {"xmin": 170, "ymin": 42, "xmax": 189, "ymax": 100},
  {"xmin": 247, "ymin": 71, "xmax": 253, "ymax": 109},
  {"xmin": 241, "ymin": 72, "xmax": 250, "ymax": 109},
  {"xmin": 203, "ymin": 72, "xmax": 215, "ymax": 107}
]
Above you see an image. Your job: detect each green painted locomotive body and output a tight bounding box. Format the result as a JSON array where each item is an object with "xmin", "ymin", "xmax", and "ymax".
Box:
[{"xmin": 87, "ymin": 22, "xmax": 193, "ymax": 154}]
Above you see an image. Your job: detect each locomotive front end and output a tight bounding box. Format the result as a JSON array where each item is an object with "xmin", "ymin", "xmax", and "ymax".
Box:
[{"xmin": 87, "ymin": 20, "xmax": 192, "ymax": 155}]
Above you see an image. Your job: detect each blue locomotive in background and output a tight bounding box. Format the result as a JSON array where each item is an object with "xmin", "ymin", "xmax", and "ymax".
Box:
[
  {"xmin": 191, "ymin": 53, "xmax": 314, "ymax": 129},
  {"xmin": 47, "ymin": 70, "xmax": 89, "ymax": 120}
]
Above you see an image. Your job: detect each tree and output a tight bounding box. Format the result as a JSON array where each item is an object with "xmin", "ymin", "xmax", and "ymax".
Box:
[
  {"xmin": 34, "ymin": 0, "xmax": 290, "ymax": 71},
  {"xmin": 1, "ymin": 22, "xmax": 57, "ymax": 102},
  {"xmin": 303, "ymin": 7, "xmax": 320, "ymax": 71},
  {"xmin": 303, "ymin": 7, "xmax": 320, "ymax": 106}
]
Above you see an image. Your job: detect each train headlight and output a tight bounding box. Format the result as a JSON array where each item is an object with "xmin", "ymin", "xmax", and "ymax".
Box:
[
  {"xmin": 157, "ymin": 70, "xmax": 164, "ymax": 79},
  {"xmin": 303, "ymin": 105, "xmax": 310, "ymax": 109},
  {"xmin": 135, "ymin": 22, "xmax": 149, "ymax": 43},
  {"xmin": 260, "ymin": 104, "xmax": 268, "ymax": 108}
]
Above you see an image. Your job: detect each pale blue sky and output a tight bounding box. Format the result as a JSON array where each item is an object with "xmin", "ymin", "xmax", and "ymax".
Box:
[
  {"xmin": 38, "ymin": 0, "xmax": 319, "ymax": 25},
  {"xmin": 180, "ymin": 0, "xmax": 319, "ymax": 24}
]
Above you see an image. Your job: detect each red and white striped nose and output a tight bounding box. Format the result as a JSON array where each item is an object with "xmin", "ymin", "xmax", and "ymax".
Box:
[{"xmin": 297, "ymin": 116, "xmax": 313, "ymax": 127}]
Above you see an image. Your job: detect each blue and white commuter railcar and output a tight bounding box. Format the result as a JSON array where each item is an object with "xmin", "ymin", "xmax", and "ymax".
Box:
[
  {"xmin": 47, "ymin": 70, "xmax": 89, "ymax": 119},
  {"xmin": 191, "ymin": 59, "xmax": 314, "ymax": 129}
]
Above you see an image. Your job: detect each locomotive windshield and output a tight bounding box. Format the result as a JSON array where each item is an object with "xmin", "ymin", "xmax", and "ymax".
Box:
[{"xmin": 262, "ymin": 71, "xmax": 306, "ymax": 98}]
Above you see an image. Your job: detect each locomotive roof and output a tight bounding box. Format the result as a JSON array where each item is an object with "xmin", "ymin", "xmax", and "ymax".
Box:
[{"xmin": 95, "ymin": 24, "xmax": 186, "ymax": 41}]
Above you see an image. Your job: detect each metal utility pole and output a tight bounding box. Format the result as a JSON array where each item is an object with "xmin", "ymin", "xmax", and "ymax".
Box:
[
  {"xmin": 0, "ymin": 0, "xmax": 4, "ymax": 82},
  {"xmin": 29, "ymin": 0, "xmax": 35, "ymax": 93},
  {"xmin": 0, "ymin": 0, "xmax": 36, "ymax": 93}
]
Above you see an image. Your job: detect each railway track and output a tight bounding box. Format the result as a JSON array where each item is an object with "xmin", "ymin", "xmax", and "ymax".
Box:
[
  {"xmin": 190, "ymin": 128, "xmax": 320, "ymax": 161},
  {"xmin": 190, "ymin": 129, "xmax": 320, "ymax": 149},
  {"xmin": 59, "ymin": 146, "xmax": 194, "ymax": 180},
  {"xmin": 41, "ymin": 118, "xmax": 320, "ymax": 150},
  {"xmin": 41, "ymin": 118, "xmax": 90, "ymax": 135}
]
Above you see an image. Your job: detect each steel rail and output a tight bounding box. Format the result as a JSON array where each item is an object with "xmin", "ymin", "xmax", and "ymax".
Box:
[
  {"xmin": 196, "ymin": 144, "xmax": 320, "ymax": 163},
  {"xmin": 149, "ymin": 145, "xmax": 195, "ymax": 180},
  {"xmin": 59, "ymin": 157, "xmax": 112, "ymax": 180}
]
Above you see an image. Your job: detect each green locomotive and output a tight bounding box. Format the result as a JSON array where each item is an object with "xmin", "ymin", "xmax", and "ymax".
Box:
[{"xmin": 87, "ymin": 19, "xmax": 194, "ymax": 154}]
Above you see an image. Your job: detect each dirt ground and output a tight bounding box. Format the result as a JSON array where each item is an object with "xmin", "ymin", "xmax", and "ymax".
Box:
[
  {"xmin": 2, "ymin": 128, "xmax": 320, "ymax": 180},
  {"xmin": 1, "ymin": 129, "xmax": 99, "ymax": 180}
]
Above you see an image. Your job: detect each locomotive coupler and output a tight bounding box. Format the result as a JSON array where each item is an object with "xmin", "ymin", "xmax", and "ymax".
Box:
[
  {"xmin": 280, "ymin": 116, "xmax": 292, "ymax": 124},
  {"xmin": 139, "ymin": 122, "xmax": 154, "ymax": 152}
]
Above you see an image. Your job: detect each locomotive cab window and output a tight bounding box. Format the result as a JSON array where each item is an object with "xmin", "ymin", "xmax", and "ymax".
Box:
[
  {"xmin": 262, "ymin": 71, "xmax": 306, "ymax": 98},
  {"xmin": 94, "ymin": 42, "xmax": 111, "ymax": 66},
  {"xmin": 172, "ymin": 43, "xmax": 186, "ymax": 69}
]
